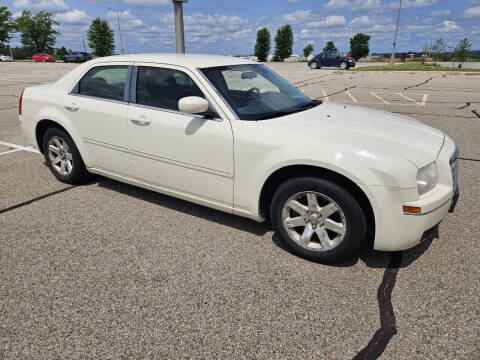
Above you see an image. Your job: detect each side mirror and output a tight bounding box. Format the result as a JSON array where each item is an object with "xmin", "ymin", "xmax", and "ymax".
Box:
[{"xmin": 178, "ymin": 96, "xmax": 209, "ymax": 115}]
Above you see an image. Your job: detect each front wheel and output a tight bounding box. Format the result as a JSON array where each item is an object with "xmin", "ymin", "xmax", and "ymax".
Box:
[
  {"xmin": 271, "ymin": 177, "xmax": 367, "ymax": 263},
  {"xmin": 339, "ymin": 62, "xmax": 348, "ymax": 70},
  {"xmin": 310, "ymin": 61, "xmax": 319, "ymax": 69},
  {"xmin": 43, "ymin": 128, "xmax": 90, "ymax": 185}
]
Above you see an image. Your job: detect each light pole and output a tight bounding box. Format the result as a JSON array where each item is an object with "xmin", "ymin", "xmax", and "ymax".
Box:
[
  {"xmin": 173, "ymin": 0, "xmax": 188, "ymax": 54},
  {"xmin": 108, "ymin": 7, "xmax": 124, "ymax": 55},
  {"xmin": 390, "ymin": 0, "xmax": 402, "ymax": 65}
]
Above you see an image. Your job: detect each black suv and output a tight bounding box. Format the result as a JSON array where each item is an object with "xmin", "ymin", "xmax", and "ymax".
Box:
[
  {"xmin": 62, "ymin": 52, "xmax": 92, "ymax": 63},
  {"xmin": 308, "ymin": 51, "xmax": 355, "ymax": 70}
]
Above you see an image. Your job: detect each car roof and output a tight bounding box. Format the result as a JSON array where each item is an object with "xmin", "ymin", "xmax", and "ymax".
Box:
[{"xmin": 91, "ymin": 53, "xmax": 254, "ymax": 69}]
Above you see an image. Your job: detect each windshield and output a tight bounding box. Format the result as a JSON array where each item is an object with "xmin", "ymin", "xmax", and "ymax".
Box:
[{"xmin": 199, "ymin": 64, "xmax": 320, "ymax": 120}]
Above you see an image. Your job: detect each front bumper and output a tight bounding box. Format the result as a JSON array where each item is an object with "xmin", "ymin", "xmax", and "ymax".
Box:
[{"xmin": 362, "ymin": 137, "xmax": 459, "ymax": 251}]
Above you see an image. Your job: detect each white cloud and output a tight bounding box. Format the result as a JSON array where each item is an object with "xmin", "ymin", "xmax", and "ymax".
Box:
[
  {"xmin": 324, "ymin": 0, "xmax": 382, "ymax": 11},
  {"xmin": 429, "ymin": 10, "xmax": 451, "ymax": 17},
  {"xmin": 282, "ymin": 10, "xmax": 313, "ymax": 23},
  {"xmin": 400, "ymin": 0, "xmax": 439, "ymax": 9},
  {"xmin": 464, "ymin": 6, "xmax": 480, "ymax": 18},
  {"xmin": 123, "ymin": 0, "xmax": 169, "ymax": 6},
  {"xmin": 13, "ymin": 0, "xmax": 69, "ymax": 11},
  {"xmin": 287, "ymin": 0, "xmax": 302, "ymax": 2},
  {"xmin": 107, "ymin": 10, "xmax": 144, "ymax": 29},
  {"xmin": 437, "ymin": 20, "xmax": 461, "ymax": 33},
  {"xmin": 307, "ymin": 15, "xmax": 347, "ymax": 27},
  {"xmin": 55, "ymin": 9, "xmax": 89, "ymax": 25}
]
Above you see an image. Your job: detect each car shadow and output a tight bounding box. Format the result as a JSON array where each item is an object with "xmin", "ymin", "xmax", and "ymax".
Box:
[
  {"xmin": 272, "ymin": 228, "xmax": 436, "ymax": 269},
  {"xmin": 95, "ymin": 176, "xmax": 268, "ymax": 236},
  {"xmin": 93, "ymin": 175, "xmax": 435, "ymax": 268}
]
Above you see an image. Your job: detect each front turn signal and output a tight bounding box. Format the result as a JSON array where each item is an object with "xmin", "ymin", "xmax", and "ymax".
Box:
[{"xmin": 403, "ymin": 206, "xmax": 422, "ymax": 214}]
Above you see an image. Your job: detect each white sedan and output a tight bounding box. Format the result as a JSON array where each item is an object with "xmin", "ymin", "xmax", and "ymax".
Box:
[{"xmin": 19, "ymin": 54, "xmax": 459, "ymax": 262}]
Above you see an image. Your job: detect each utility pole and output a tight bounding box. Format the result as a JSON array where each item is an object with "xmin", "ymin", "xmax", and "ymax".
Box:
[
  {"xmin": 173, "ymin": 0, "xmax": 188, "ymax": 54},
  {"xmin": 390, "ymin": 0, "xmax": 402, "ymax": 65},
  {"xmin": 82, "ymin": 38, "xmax": 87, "ymax": 53},
  {"xmin": 108, "ymin": 8, "xmax": 124, "ymax": 55},
  {"xmin": 125, "ymin": 34, "xmax": 129, "ymax": 54},
  {"xmin": 223, "ymin": 26, "xmax": 227, "ymax": 55}
]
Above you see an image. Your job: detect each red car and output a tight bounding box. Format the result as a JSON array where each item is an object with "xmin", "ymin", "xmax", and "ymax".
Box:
[
  {"xmin": 346, "ymin": 55, "xmax": 358, "ymax": 62},
  {"xmin": 32, "ymin": 53, "xmax": 56, "ymax": 62}
]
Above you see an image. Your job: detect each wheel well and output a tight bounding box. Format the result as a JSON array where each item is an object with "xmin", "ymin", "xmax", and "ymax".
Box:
[
  {"xmin": 259, "ymin": 165, "xmax": 375, "ymax": 243},
  {"xmin": 35, "ymin": 120, "xmax": 67, "ymax": 154}
]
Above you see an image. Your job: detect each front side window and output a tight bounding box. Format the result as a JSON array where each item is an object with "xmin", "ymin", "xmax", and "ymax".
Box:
[
  {"xmin": 77, "ymin": 65, "xmax": 128, "ymax": 101},
  {"xmin": 135, "ymin": 66, "xmax": 205, "ymax": 111},
  {"xmin": 200, "ymin": 64, "xmax": 318, "ymax": 120}
]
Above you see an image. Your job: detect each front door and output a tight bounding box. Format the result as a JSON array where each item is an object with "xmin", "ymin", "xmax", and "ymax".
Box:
[{"xmin": 127, "ymin": 64, "xmax": 234, "ymax": 208}]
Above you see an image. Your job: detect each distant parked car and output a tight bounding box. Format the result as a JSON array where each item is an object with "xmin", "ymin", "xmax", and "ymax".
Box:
[
  {"xmin": 308, "ymin": 51, "xmax": 355, "ymax": 70},
  {"xmin": 0, "ymin": 54, "xmax": 13, "ymax": 62},
  {"xmin": 345, "ymin": 55, "xmax": 357, "ymax": 62},
  {"xmin": 62, "ymin": 52, "xmax": 92, "ymax": 63},
  {"xmin": 32, "ymin": 53, "xmax": 56, "ymax": 62}
]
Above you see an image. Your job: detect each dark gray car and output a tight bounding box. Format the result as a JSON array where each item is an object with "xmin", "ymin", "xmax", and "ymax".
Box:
[
  {"xmin": 308, "ymin": 51, "xmax": 355, "ymax": 70},
  {"xmin": 62, "ymin": 52, "xmax": 92, "ymax": 63}
]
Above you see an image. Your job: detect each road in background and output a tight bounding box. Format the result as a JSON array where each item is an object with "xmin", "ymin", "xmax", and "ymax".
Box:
[{"xmin": 1, "ymin": 62, "xmax": 479, "ymax": 359}]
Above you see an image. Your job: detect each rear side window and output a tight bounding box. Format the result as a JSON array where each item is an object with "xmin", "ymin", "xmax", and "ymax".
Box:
[
  {"xmin": 136, "ymin": 66, "xmax": 205, "ymax": 111},
  {"xmin": 77, "ymin": 65, "xmax": 128, "ymax": 101}
]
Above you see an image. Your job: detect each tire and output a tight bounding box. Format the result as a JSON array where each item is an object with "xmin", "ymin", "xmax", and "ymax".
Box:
[
  {"xmin": 75, "ymin": 58, "xmax": 80, "ymax": 63},
  {"xmin": 310, "ymin": 61, "xmax": 319, "ymax": 69},
  {"xmin": 42, "ymin": 128, "xmax": 90, "ymax": 185},
  {"xmin": 42, "ymin": 59, "xmax": 45, "ymax": 63},
  {"xmin": 270, "ymin": 177, "xmax": 367, "ymax": 263},
  {"xmin": 339, "ymin": 62, "xmax": 347, "ymax": 70}
]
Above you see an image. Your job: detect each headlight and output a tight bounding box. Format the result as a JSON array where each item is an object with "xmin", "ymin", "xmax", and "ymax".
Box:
[{"xmin": 417, "ymin": 162, "xmax": 437, "ymax": 195}]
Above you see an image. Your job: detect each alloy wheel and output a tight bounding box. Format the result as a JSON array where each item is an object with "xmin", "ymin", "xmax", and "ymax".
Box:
[
  {"xmin": 47, "ymin": 136, "xmax": 73, "ymax": 176},
  {"xmin": 281, "ymin": 191, "xmax": 347, "ymax": 251}
]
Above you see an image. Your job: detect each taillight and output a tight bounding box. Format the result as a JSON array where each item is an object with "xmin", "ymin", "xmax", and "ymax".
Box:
[{"xmin": 19, "ymin": 89, "xmax": 24, "ymax": 115}]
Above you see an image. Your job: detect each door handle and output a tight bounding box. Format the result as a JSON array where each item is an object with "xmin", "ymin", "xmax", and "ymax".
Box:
[
  {"xmin": 65, "ymin": 103, "xmax": 79, "ymax": 111},
  {"xmin": 130, "ymin": 119, "xmax": 151, "ymax": 126}
]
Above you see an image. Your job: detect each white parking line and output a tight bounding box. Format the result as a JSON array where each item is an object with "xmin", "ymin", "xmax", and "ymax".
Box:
[
  {"xmin": 345, "ymin": 91, "xmax": 358, "ymax": 103},
  {"xmin": 322, "ymin": 90, "xmax": 330, "ymax": 102},
  {"xmin": 0, "ymin": 141, "xmax": 40, "ymax": 154},
  {"xmin": 0, "ymin": 149, "xmax": 23, "ymax": 155},
  {"xmin": 397, "ymin": 93, "xmax": 425, "ymax": 106},
  {"xmin": 370, "ymin": 92, "xmax": 390, "ymax": 104}
]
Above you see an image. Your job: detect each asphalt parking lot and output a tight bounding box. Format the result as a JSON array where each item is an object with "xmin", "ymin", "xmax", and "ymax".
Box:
[{"xmin": 1, "ymin": 62, "xmax": 479, "ymax": 359}]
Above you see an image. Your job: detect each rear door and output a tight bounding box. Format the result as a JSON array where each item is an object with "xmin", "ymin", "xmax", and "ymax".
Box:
[
  {"xmin": 65, "ymin": 62, "xmax": 133, "ymax": 174},
  {"xmin": 127, "ymin": 63, "xmax": 234, "ymax": 208}
]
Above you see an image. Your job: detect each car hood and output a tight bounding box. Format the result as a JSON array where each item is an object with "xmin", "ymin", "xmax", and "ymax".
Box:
[{"xmin": 259, "ymin": 102, "xmax": 444, "ymax": 168}]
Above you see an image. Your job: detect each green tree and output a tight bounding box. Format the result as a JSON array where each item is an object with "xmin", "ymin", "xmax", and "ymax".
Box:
[
  {"xmin": 57, "ymin": 46, "xmax": 68, "ymax": 57},
  {"xmin": 323, "ymin": 41, "xmax": 337, "ymax": 52},
  {"xmin": 451, "ymin": 38, "xmax": 472, "ymax": 63},
  {"xmin": 0, "ymin": 6, "xmax": 13, "ymax": 47},
  {"xmin": 254, "ymin": 27, "xmax": 270, "ymax": 62},
  {"xmin": 303, "ymin": 44, "xmax": 314, "ymax": 57},
  {"xmin": 87, "ymin": 18, "xmax": 114, "ymax": 57},
  {"xmin": 273, "ymin": 24, "xmax": 293, "ymax": 62},
  {"xmin": 349, "ymin": 33, "xmax": 370, "ymax": 61},
  {"xmin": 15, "ymin": 10, "xmax": 59, "ymax": 54},
  {"xmin": 430, "ymin": 39, "xmax": 446, "ymax": 61}
]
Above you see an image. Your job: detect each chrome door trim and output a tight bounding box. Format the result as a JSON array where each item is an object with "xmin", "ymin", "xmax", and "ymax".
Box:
[
  {"xmin": 130, "ymin": 149, "xmax": 233, "ymax": 178},
  {"xmin": 83, "ymin": 138, "xmax": 130, "ymax": 154}
]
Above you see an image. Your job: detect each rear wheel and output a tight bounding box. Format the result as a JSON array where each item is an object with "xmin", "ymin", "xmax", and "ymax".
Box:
[
  {"xmin": 42, "ymin": 128, "xmax": 90, "ymax": 185},
  {"xmin": 271, "ymin": 177, "xmax": 367, "ymax": 262}
]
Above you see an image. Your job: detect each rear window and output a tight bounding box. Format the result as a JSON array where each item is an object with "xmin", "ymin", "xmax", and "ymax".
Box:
[{"xmin": 77, "ymin": 65, "xmax": 128, "ymax": 101}]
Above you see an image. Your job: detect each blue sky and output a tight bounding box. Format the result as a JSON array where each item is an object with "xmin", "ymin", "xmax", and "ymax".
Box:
[{"xmin": 4, "ymin": 0, "xmax": 480, "ymax": 55}]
